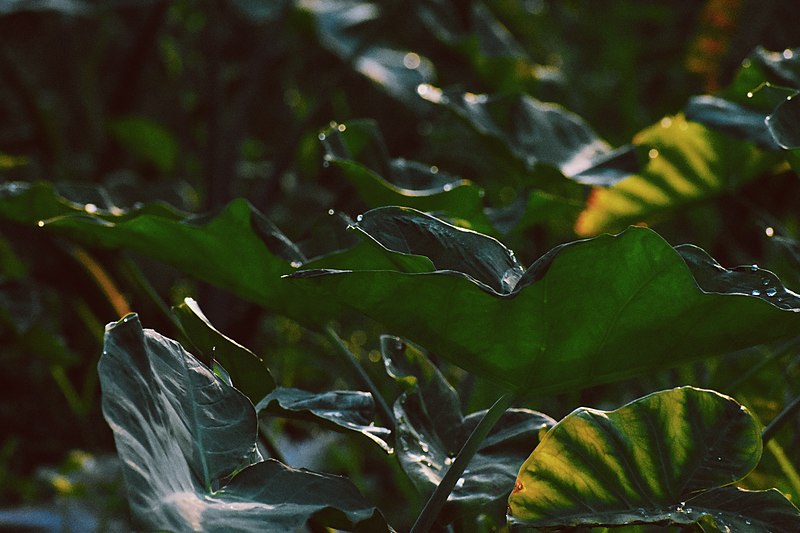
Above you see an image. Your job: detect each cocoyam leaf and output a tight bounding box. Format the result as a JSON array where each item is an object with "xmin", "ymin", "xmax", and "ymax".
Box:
[
  {"xmin": 100, "ymin": 314, "xmax": 385, "ymax": 532},
  {"xmin": 508, "ymin": 387, "xmax": 800, "ymax": 532},
  {"xmin": 290, "ymin": 208, "xmax": 800, "ymax": 393}
]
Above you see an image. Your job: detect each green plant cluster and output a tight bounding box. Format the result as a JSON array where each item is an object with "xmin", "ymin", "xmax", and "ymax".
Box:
[{"xmin": 2, "ymin": 1, "xmax": 800, "ymax": 532}]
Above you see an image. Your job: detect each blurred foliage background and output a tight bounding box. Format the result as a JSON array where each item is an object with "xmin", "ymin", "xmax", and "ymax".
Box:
[{"xmin": 1, "ymin": 0, "xmax": 800, "ymax": 530}]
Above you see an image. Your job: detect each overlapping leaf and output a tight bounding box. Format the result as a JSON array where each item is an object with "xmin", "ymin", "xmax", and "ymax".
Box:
[
  {"xmin": 320, "ymin": 120, "xmax": 494, "ymax": 233},
  {"xmin": 172, "ymin": 297, "xmax": 275, "ymax": 402},
  {"xmin": 100, "ymin": 314, "xmax": 385, "ymax": 531},
  {"xmin": 291, "ymin": 208, "xmax": 800, "ymax": 392},
  {"xmin": 381, "ymin": 335, "xmax": 554, "ymax": 523},
  {"xmin": 508, "ymin": 387, "xmax": 800, "ymax": 532},
  {"xmin": 256, "ymin": 388, "xmax": 392, "ymax": 453}
]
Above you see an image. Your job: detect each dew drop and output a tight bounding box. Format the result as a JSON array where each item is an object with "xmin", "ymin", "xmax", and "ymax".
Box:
[
  {"xmin": 290, "ymin": 261, "xmax": 302, "ymax": 268},
  {"xmin": 442, "ymin": 183, "xmax": 452, "ymax": 192},
  {"xmin": 328, "ymin": 209, "xmax": 335, "ymax": 215},
  {"xmin": 648, "ymin": 148, "xmax": 659, "ymax": 159},
  {"xmin": 36, "ymin": 220, "xmax": 45, "ymax": 227},
  {"xmin": 444, "ymin": 457, "xmax": 453, "ymax": 465},
  {"xmin": 766, "ymin": 287, "xmax": 778, "ymax": 297},
  {"xmin": 322, "ymin": 161, "xmax": 330, "ymax": 168},
  {"xmin": 660, "ymin": 117, "xmax": 672, "ymax": 128},
  {"xmin": 329, "ymin": 121, "xmax": 338, "ymax": 129},
  {"xmin": 765, "ymin": 226, "xmax": 774, "ymax": 237},
  {"xmin": 337, "ymin": 124, "xmax": 346, "ymax": 132},
  {"xmin": 762, "ymin": 278, "xmax": 770, "ymax": 286},
  {"xmin": 746, "ymin": 91, "xmax": 754, "ymax": 98},
  {"xmin": 356, "ymin": 214, "xmax": 363, "ymax": 222},
  {"xmin": 84, "ymin": 203, "xmax": 98, "ymax": 214},
  {"xmin": 318, "ymin": 132, "xmax": 326, "ymax": 141},
  {"xmin": 420, "ymin": 442, "xmax": 429, "ymax": 453},
  {"xmin": 685, "ymin": 507, "xmax": 693, "ymax": 513},
  {"xmin": 751, "ymin": 289, "xmax": 761, "ymax": 296},
  {"xmin": 455, "ymin": 477, "xmax": 465, "ymax": 489},
  {"xmin": 783, "ymin": 49, "xmax": 794, "ymax": 60},
  {"xmin": 403, "ymin": 52, "xmax": 421, "ymax": 70},
  {"xmin": 750, "ymin": 264, "xmax": 759, "ymax": 272},
  {"xmin": 745, "ymin": 520, "xmax": 751, "ymax": 525},
  {"xmin": 429, "ymin": 165, "xmax": 438, "ymax": 174}
]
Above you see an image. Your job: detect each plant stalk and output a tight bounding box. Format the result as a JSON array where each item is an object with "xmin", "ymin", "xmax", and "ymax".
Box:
[
  {"xmin": 323, "ymin": 324, "xmax": 395, "ymax": 431},
  {"xmin": 762, "ymin": 392, "xmax": 800, "ymax": 444},
  {"xmin": 410, "ymin": 391, "xmax": 517, "ymax": 533}
]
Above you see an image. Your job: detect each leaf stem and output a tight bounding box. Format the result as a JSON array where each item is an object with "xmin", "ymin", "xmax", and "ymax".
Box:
[
  {"xmin": 323, "ymin": 324, "xmax": 395, "ymax": 431},
  {"xmin": 762, "ymin": 392, "xmax": 800, "ymax": 444},
  {"xmin": 410, "ymin": 391, "xmax": 517, "ymax": 533}
]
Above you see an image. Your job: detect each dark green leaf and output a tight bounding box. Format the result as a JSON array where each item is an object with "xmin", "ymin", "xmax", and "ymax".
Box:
[
  {"xmin": 291, "ymin": 220, "xmax": 800, "ymax": 392},
  {"xmin": 508, "ymin": 387, "xmax": 800, "ymax": 532},
  {"xmin": 256, "ymin": 387, "xmax": 392, "ymax": 453},
  {"xmin": 321, "ymin": 120, "xmax": 495, "ymax": 233},
  {"xmin": 685, "ymin": 95, "xmax": 781, "ymax": 149},
  {"xmin": 100, "ymin": 314, "xmax": 385, "ymax": 531},
  {"xmin": 382, "ymin": 336, "xmax": 555, "ymax": 523},
  {"xmin": 418, "ymin": 89, "xmax": 636, "ymax": 186},
  {"xmin": 353, "ymin": 206, "xmax": 523, "ymax": 295},
  {"xmin": 172, "ymin": 297, "xmax": 275, "ymax": 402},
  {"xmin": 767, "ymin": 93, "xmax": 800, "ymax": 149}
]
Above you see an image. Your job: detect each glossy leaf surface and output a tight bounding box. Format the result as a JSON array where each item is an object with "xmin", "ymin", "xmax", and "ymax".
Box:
[
  {"xmin": 508, "ymin": 387, "xmax": 800, "ymax": 532},
  {"xmin": 292, "ymin": 212, "xmax": 800, "ymax": 392},
  {"xmin": 172, "ymin": 297, "xmax": 275, "ymax": 402},
  {"xmin": 256, "ymin": 387, "xmax": 392, "ymax": 453},
  {"xmin": 100, "ymin": 314, "xmax": 384, "ymax": 531},
  {"xmin": 382, "ymin": 336, "xmax": 554, "ymax": 522}
]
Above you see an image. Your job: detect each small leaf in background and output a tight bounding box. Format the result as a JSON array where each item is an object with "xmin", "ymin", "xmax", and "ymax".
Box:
[
  {"xmin": 419, "ymin": 89, "xmax": 638, "ymax": 186},
  {"xmin": 256, "ymin": 387, "xmax": 392, "ymax": 453},
  {"xmin": 109, "ymin": 116, "xmax": 179, "ymax": 174},
  {"xmin": 381, "ymin": 335, "xmax": 555, "ymax": 523},
  {"xmin": 320, "ymin": 120, "xmax": 495, "ymax": 234},
  {"xmin": 100, "ymin": 314, "xmax": 385, "ymax": 531},
  {"xmin": 508, "ymin": 387, "xmax": 800, "ymax": 532},
  {"xmin": 172, "ymin": 297, "xmax": 275, "ymax": 402},
  {"xmin": 291, "ymin": 218, "xmax": 800, "ymax": 393}
]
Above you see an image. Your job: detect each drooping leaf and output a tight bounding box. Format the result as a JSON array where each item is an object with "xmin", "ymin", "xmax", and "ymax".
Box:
[
  {"xmin": 381, "ymin": 336, "xmax": 554, "ymax": 523},
  {"xmin": 100, "ymin": 314, "xmax": 385, "ymax": 532},
  {"xmin": 508, "ymin": 387, "xmax": 800, "ymax": 532},
  {"xmin": 320, "ymin": 120, "xmax": 495, "ymax": 233},
  {"xmin": 256, "ymin": 387, "xmax": 392, "ymax": 453},
  {"xmin": 291, "ymin": 211, "xmax": 800, "ymax": 392},
  {"xmin": 172, "ymin": 297, "xmax": 275, "ymax": 402},
  {"xmin": 352, "ymin": 206, "xmax": 523, "ymax": 295},
  {"xmin": 417, "ymin": 89, "xmax": 638, "ymax": 186},
  {"xmin": 575, "ymin": 114, "xmax": 778, "ymax": 237}
]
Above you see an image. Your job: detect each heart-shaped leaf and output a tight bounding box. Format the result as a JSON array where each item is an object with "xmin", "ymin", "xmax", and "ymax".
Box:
[
  {"xmin": 256, "ymin": 387, "xmax": 392, "ymax": 453},
  {"xmin": 291, "ymin": 209, "xmax": 800, "ymax": 392},
  {"xmin": 100, "ymin": 314, "xmax": 385, "ymax": 531},
  {"xmin": 508, "ymin": 387, "xmax": 800, "ymax": 532},
  {"xmin": 382, "ymin": 336, "xmax": 555, "ymax": 523}
]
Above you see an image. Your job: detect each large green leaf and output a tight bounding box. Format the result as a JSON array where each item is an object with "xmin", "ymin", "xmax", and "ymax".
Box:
[
  {"xmin": 290, "ymin": 209, "xmax": 800, "ymax": 392},
  {"xmin": 575, "ymin": 114, "xmax": 777, "ymax": 236},
  {"xmin": 381, "ymin": 335, "xmax": 554, "ymax": 523},
  {"xmin": 508, "ymin": 387, "xmax": 800, "ymax": 532},
  {"xmin": 100, "ymin": 314, "xmax": 385, "ymax": 531},
  {"xmin": 172, "ymin": 297, "xmax": 275, "ymax": 402},
  {"xmin": 256, "ymin": 387, "xmax": 392, "ymax": 453}
]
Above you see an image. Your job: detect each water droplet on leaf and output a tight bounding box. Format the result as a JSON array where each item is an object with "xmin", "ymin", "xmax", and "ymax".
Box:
[
  {"xmin": 356, "ymin": 214, "xmax": 363, "ymax": 222},
  {"xmin": 328, "ymin": 209, "xmax": 335, "ymax": 215},
  {"xmin": 766, "ymin": 288, "xmax": 778, "ymax": 297},
  {"xmin": 751, "ymin": 289, "xmax": 761, "ymax": 296},
  {"xmin": 318, "ymin": 132, "xmax": 326, "ymax": 140},
  {"xmin": 337, "ymin": 124, "xmax": 346, "ymax": 132},
  {"xmin": 37, "ymin": 220, "xmax": 45, "ymax": 227},
  {"xmin": 290, "ymin": 261, "xmax": 301, "ymax": 268},
  {"xmin": 750, "ymin": 264, "xmax": 759, "ymax": 271},
  {"xmin": 84, "ymin": 203, "xmax": 98, "ymax": 214}
]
